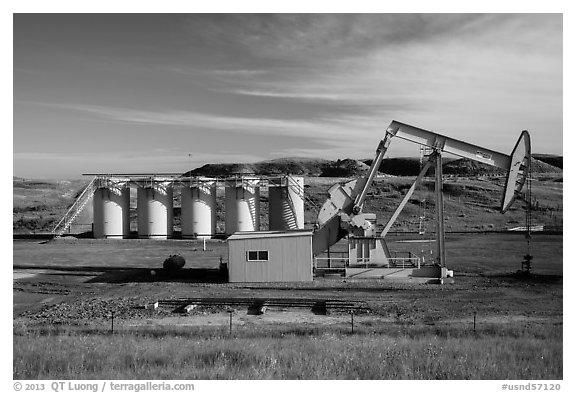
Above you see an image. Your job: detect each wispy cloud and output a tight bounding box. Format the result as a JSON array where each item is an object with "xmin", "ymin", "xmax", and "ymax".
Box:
[
  {"xmin": 183, "ymin": 14, "xmax": 494, "ymax": 62},
  {"xmin": 185, "ymin": 14, "xmax": 560, "ymax": 121},
  {"xmin": 166, "ymin": 66, "xmax": 270, "ymax": 79},
  {"xmin": 24, "ymin": 101, "xmax": 389, "ymax": 145},
  {"xmin": 191, "ymin": 15, "xmax": 561, "ymax": 154},
  {"xmin": 213, "ymin": 88, "xmax": 417, "ymax": 109},
  {"xmin": 205, "ymin": 69, "xmax": 270, "ymax": 77},
  {"xmin": 220, "ymin": 89, "xmax": 348, "ymax": 101},
  {"xmin": 209, "ymin": 37, "xmax": 560, "ymax": 105}
]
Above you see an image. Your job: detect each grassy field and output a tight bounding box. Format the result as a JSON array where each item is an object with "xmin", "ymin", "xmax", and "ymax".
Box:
[{"xmin": 14, "ymin": 323, "xmax": 562, "ymax": 379}]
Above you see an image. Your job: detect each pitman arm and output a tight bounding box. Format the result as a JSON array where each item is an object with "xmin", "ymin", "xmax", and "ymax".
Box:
[{"xmin": 351, "ymin": 133, "xmax": 393, "ymax": 215}]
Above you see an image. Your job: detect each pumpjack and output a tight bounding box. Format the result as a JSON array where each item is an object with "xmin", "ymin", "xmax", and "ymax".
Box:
[{"xmin": 311, "ymin": 120, "xmax": 531, "ymax": 280}]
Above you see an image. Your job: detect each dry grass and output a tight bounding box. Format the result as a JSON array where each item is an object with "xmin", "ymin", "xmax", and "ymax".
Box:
[{"xmin": 14, "ymin": 323, "xmax": 562, "ymax": 380}]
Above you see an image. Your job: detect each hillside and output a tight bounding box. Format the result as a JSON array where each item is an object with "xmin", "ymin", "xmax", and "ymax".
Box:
[
  {"xmin": 444, "ymin": 157, "xmax": 561, "ymax": 176},
  {"xmin": 185, "ymin": 157, "xmax": 369, "ymax": 178},
  {"xmin": 532, "ymin": 154, "xmax": 562, "ymax": 169},
  {"xmin": 360, "ymin": 157, "xmax": 560, "ymax": 177},
  {"xmin": 13, "ymin": 178, "xmax": 93, "ymax": 234},
  {"xmin": 362, "ymin": 157, "xmax": 456, "ymax": 176},
  {"xmin": 319, "ymin": 159, "xmax": 370, "ymax": 177},
  {"xmin": 185, "ymin": 155, "xmax": 562, "ymax": 179}
]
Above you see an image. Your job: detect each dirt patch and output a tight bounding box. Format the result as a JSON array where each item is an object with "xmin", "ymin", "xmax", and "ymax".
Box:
[
  {"xmin": 123, "ymin": 309, "xmax": 378, "ymax": 328},
  {"xmin": 13, "ymin": 271, "xmax": 39, "ymax": 280}
]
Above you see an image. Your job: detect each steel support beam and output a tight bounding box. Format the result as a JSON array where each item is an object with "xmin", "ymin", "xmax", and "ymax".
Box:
[
  {"xmin": 435, "ymin": 153, "xmax": 446, "ymax": 268},
  {"xmin": 380, "ymin": 158, "xmax": 434, "ymax": 238}
]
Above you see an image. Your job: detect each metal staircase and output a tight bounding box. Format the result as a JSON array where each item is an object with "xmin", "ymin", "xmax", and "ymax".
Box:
[{"xmin": 52, "ymin": 176, "xmax": 98, "ymax": 238}]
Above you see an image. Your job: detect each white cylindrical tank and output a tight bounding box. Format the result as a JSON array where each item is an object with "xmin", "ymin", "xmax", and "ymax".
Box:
[
  {"xmin": 269, "ymin": 176, "xmax": 305, "ymax": 230},
  {"xmin": 225, "ymin": 178, "xmax": 260, "ymax": 235},
  {"xmin": 137, "ymin": 182, "xmax": 173, "ymax": 239},
  {"xmin": 93, "ymin": 185, "xmax": 130, "ymax": 239},
  {"xmin": 181, "ymin": 179, "xmax": 217, "ymax": 239}
]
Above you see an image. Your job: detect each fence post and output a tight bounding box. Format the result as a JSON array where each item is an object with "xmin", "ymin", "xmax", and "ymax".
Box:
[
  {"xmin": 110, "ymin": 311, "xmax": 115, "ymax": 334},
  {"xmin": 228, "ymin": 310, "xmax": 233, "ymax": 335},
  {"xmin": 351, "ymin": 311, "xmax": 354, "ymax": 334}
]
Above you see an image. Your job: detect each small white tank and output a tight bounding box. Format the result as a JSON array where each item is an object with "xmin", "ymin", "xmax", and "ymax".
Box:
[
  {"xmin": 181, "ymin": 179, "xmax": 217, "ymax": 239},
  {"xmin": 93, "ymin": 185, "xmax": 130, "ymax": 239},
  {"xmin": 137, "ymin": 182, "xmax": 173, "ymax": 239},
  {"xmin": 269, "ymin": 176, "xmax": 305, "ymax": 230},
  {"xmin": 225, "ymin": 178, "xmax": 260, "ymax": 235}
]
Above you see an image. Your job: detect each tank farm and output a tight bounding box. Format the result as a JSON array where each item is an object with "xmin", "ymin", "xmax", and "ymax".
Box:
[{"xmin": 90, "ymin": 175, "xmax": 305, "ymax": 239}]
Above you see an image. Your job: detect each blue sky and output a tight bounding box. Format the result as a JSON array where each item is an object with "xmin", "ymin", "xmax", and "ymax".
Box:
[{"xmin": 13, "ymin": 14, "xmax": 563, "ymax": 179}]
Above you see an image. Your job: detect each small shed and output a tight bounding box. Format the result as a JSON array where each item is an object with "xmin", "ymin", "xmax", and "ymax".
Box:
[{"xmin": 227, "ymin": 230, "xmax": 313, "ymax": 282}]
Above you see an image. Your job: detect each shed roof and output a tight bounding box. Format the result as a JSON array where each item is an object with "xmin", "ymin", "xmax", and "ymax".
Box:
[{"xmin": 227, "ymin": 230, "xmax": 313, "ymax": 241}]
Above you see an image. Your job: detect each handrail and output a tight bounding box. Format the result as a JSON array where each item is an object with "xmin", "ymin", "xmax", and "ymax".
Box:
[
  {"xmin": 286, "ymin": 174, "xmax": 321, "ymax": 217},
  {"xmin": 314, "ymin": 256, "xmax": 422, "ymax": 269},
  {"xmin": 52, "ymin": 177, "xmax": 98, "ymax": 237}
]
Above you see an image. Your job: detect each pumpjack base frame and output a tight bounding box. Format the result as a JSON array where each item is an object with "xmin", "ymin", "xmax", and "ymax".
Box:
[{"xmin": 345, "ymin": 265, "xmax": 453, "ymax": 282}]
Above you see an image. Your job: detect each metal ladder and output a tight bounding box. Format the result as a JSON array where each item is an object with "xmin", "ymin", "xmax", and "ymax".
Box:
[{"xmin": 52, "ymin": 176, "xmax": 98, "ymax": 238}]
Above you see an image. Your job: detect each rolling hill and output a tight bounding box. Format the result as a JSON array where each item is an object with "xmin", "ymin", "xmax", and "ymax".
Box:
[
  {"xmin": 14, "ymin": 154, "xmax": 562, "ymax": 234},
  {"xmin": 186, "ymin": 155, "xmax": 562, "ymax": 179},
  {"xmin": 443, "ymin": 157, "xmax": 561, "ymax": 176},
  {"xmin": 532, "ymin": 154, "xmax": 562, "ymax": 169},
  {"xmin": 185, "ymin": 157, "xmax": 370, "ymax": 177}
]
